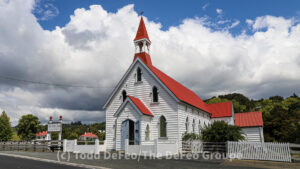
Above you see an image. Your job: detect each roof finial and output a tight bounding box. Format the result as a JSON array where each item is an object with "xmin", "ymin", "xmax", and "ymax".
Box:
[{"xmin": 140, "ymin": 11, "xmax": 144, "ymax": 16}]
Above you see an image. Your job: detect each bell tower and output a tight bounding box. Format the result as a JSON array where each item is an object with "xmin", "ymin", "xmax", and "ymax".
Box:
[{"xmin": 134, "ymin": 16, "xmax": 151, "ymax": 54}]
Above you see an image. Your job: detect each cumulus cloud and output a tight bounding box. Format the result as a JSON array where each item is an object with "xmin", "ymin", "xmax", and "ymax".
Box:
[
  {"xmin": 0, "ymin": 0, "xmax": 300, "ymax": 125},
  {"xmin": 216, "ymin": 8, "xmax": 223, "ymax": 15}
]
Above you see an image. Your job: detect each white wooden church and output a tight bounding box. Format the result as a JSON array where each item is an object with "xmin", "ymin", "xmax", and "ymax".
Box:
[{"xmin": 103, "ymin": 17, "xmax": 264, "ymax": 152}]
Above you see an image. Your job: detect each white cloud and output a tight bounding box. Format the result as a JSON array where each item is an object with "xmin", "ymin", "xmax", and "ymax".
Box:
[
  {"xmin": 0, "ymin": 0, "xmax": 300, "ymax": 125},
  {"xmin": 246, "ymin": 19, "xmax": 254, "ymax": 26},
  {"xmin": 202, "ymin": 3, "xmax": 209, "ymax": 10},
  {"xmin": 33, "ymin": 0, "xmax": 59, "ymax": 21},
  {"xmin": 216, "ymin": 8, "xmax": 223, "ymax": 15}
]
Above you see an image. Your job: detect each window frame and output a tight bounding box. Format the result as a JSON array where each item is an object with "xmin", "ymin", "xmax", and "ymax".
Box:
[
  {"xmin": 152, "ymin": 86, "xmax": 159, "ymax": 103},
  {"xmin": 145, "ymin": 124, "xmax": 150, "ymax": 141},
  {"xmin": 122, "ymin": 90, "xmax": 127, "ymax": 102},
  {"xmin": 185, "ymin": 117, "xmax": 189, "ymax": 132},
  {"xmin": 136, "ymin": 67, "xmax": 142, "ymax": 82},
  {"xmin": 159, "ymin": 116, "xmax": 167, "ymax": 138}
]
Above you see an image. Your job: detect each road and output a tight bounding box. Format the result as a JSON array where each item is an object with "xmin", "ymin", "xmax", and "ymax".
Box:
[
  {"xmin": 0, "ymin": 155, "xmax": 86, "ymax": 169},
  {"xmin": 0, "ymin": 151, "xmax": 299, "ymax": 169}
]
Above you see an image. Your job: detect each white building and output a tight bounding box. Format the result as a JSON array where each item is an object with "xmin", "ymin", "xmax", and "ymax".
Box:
[
  {"xmin": 103, "ymin": 17, "xmax": 264, "ymax": 152},
  {"xmin": 235, "ymin": 112, "xmax": 264, "ymax": 142}
]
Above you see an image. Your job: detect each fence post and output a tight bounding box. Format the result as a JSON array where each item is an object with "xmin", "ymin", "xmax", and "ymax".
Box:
[
  {"xmin": 125, "ymin": 139, "xmax": 129, "ymax": 154},
  {"xmin": 154, "ymin": 139, "xmax": 158, "ymax": 157},
  {"xmin": 63, "ymin": 139, "xmax": 67, "ymax": 152},
  {"xmin": 95, "ymin": 139, "xmax": 100, "ymax": 154}
]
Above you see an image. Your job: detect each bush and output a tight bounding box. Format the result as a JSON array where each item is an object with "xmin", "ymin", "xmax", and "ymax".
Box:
[
  {"xmin": 182, "ymin": 132, "xmax": 201, "ymax": 141},
  {"xmin": 201, "ymin": 121, "xmax": 244, "ymax": 142}
]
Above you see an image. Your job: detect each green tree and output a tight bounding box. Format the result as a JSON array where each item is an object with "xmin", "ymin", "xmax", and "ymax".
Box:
[
  {"xmin": 201, "ymin": 121, "xmax": 244, "ymax": 142},
  {"xmin": 17, "ymin": 114, "xmax": 40, "ymax": 141},
  {"xmin": 0, "ymin": 111, "xmax": 13, "ymax": 141}
]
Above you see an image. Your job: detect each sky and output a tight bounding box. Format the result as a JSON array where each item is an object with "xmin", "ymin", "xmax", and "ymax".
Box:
[{"xmin": 0, "ymin": 0, "xmax": 300, "ymax": 125}]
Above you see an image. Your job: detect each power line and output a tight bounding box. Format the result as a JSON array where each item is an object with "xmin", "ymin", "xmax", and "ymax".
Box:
[{"xmin": 0, "ymin": 75, "xmax": 115, "ymax": 89}]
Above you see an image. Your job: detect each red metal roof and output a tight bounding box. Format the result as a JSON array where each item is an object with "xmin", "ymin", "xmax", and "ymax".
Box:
[
  {"xmin": 235, "ymin": 111, "xmax": 263, "ymax": 127},
  {"xmin": 35, "ymin": 131, "xmax": 48, "ymax": 136},
  {"xmin": 134, "ymin": 17, "xmax": 150, "ymax": 42},
  {"xmin": 128, "ymin": 96, "xmax": 153, "ymax": 116},
  {"xmin": 207, "ymin": 101, "xmax": 233, "ymax": 118},
  {"xmin": 132, "ymin": 52, "xmax": 211, "ymax": 114},
  {"xmin": 149, "ymin": 65, "xmax": 211, "ymax": 113},
  {"xmin": 81, "ymin": 132, "xmax": 98, "ymax": 138}
]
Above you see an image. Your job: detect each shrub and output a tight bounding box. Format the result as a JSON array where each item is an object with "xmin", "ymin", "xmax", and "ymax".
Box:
[
  {"xmin": 201, "ymin": 121, "xmax": 244, "ymax": 142},
  {"xmin": 182, "ymin": 132, "xmax": 201, "ymax": 141}
]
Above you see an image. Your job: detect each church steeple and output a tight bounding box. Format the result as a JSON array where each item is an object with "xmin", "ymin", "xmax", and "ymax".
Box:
[{"xmin": 134, "ymin": 16, "xmax": 151, "ymax": 54}]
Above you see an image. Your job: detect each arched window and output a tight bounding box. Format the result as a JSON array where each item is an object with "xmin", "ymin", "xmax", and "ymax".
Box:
[
  {"xmin": 145, "ymin": 124, "xmax": 150, "ymax": 141},
  {"xmin": 192, "ymin": 119, "xmax": 195, "ymax": 133},
  {"xmin": 137, "ymin": 67, "xmax": 142, "ymax": 82},
  {"xmin": 198, "ymin": 120, "xmax": 201, "ymax": 135},
  {"xmin": 152, "ymin": 86, "xmax": 158, "ymax": 103},
  {"xmin": 114, "ymin": 119, "xmax": 117, "ymax": 139},
  {"xmin": 122, "ymin": 90, "xmax": 127, "ymax": 102},
  {"xmin": 185, "ymin": 117, "xmax": 189, "ymax": 132},
  {"xmin": 159, "ymin": 116, "xmax": 167, "ymax": 137}
]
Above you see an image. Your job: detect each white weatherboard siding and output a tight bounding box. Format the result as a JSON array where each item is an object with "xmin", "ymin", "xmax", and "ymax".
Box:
[
  {"xmin": 105, "ymin": 60, "xmax": 178, "ymax": 150},
  {"xmin": 242, "ymin": 127, "xmax": 264, "ymax": 142},
  {"xmin": 177, "ymin": 103, "xmax": 211, "ymax": 152}
]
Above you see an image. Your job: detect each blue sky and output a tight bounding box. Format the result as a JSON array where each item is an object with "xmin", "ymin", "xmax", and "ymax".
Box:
[
  {"xmin": 1, "ymin": 0, "xmax": 300, "ymax": 124},
  {"xmin": 35, "ymin": 0, "xmax": 300, "ymax": 34}
]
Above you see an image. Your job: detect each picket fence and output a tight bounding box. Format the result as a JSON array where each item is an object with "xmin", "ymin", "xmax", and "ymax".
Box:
[
  {"xmin": 125, "ymin": 139, "xmax": 178, "ymax": 157},
  {"xmin": 228, "ymin": 141, "xmax": 291, "ymax": 162},
  {"xmin": 63, "ymin": 139, "xmax": 106, "ymax": 154}
]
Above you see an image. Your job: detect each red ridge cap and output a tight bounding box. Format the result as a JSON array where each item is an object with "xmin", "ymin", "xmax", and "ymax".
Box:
[
  {"xmin": 235, "ymin": 111, "xmax": 263, "ymax": 127},
  {"xmin": 134, "ymin": 17, "xmax": 150, "ymax": 42}
]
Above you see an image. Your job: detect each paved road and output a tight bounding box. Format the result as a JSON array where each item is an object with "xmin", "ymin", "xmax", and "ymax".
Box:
[
  {"xmin": 0, "ymin": 151, "xmax": 299, "ymax": 169},
  {"xmin": 0, "ymin": 155, "xmax": 85, "ymax": 169}
]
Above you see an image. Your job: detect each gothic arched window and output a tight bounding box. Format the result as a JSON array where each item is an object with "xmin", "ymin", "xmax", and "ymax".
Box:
[
  {"xmin": 145, "ymin": 124, "xmax": 150, "ymax": 141},
  {"xmin": 185, "ymin": 117, "xmax": 189, "ymax": 132},
  {"xmin": 137, "ymin": 67, "xmax": 142, "ymax": 82},
  {"xmin": 114, "ymin": 119, "xmax": 117, "ymax": 139},
  {"xmin": 152, "ymin": 86, "xmax": 158, "ymax": 103},
  {"xmin": 159, "ymin": 116, "xmax": 167, "ymax": 137},
  {"xmin": 192, "ymin": 119, "xmax": 195, "ymax": 133},
  {"xmin": 198, "ymin": 120, "xmax": 201, "ymax": 135},
  {"xmin": 122, "ymin": 90, "xmax": 127, "ymax": 102}
]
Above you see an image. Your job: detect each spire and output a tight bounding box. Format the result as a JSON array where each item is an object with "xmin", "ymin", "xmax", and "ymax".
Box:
[
  {"xmin": 133, "ymin": 14, "xmax": 152, "ymax": 65},
  {"xmin": 134, "ymin": 16, "xmax": 150, "ymax": 42}
]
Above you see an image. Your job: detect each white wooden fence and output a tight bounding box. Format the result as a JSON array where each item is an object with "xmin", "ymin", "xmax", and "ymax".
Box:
[
  {"xmin": 228, "ymin": 141, "xmax": 292, "ymax": 162},
  {"xmin": 125, "ymin": 139, "xmax": 178, "ymax": 157},
  {"xmin": 63, "ymin": 139, "xmax": 106, "ymax": 154}
]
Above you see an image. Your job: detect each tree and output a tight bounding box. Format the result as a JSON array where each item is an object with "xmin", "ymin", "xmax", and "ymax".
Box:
[
  {"xmin": 17, "ymin": 114, "xmax": 40, "ymax": 141},
  {"xmin": 0, "ymin": 111, "xmax": 13, "ymax": 141},
  {"xmin": 201, "ymin": 121, "xmax": 244, "ymax": 142}
]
